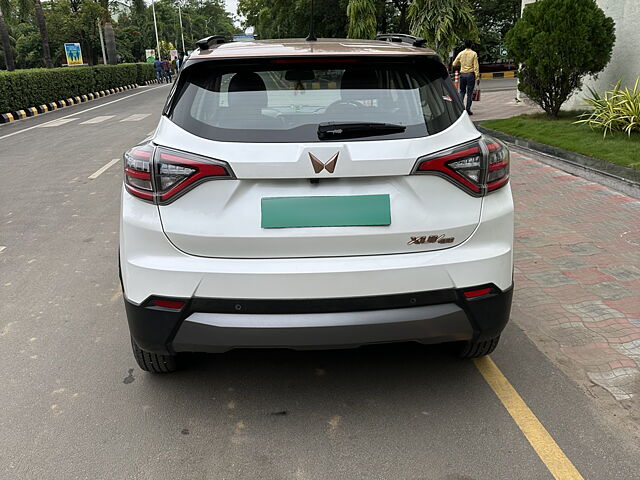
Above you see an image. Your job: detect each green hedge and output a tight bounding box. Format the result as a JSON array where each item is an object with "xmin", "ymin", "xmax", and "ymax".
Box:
[{"xmin": 0, "ymin": 63, "xmax": 156, "ymax": 113}]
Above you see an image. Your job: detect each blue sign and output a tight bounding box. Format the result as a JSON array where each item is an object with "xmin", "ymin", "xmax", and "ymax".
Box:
[{"xmin": 64, "ymin": 43, "xmax": 83, "ymax": 66}]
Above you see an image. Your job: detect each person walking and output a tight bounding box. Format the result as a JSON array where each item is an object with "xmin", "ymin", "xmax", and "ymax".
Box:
[
  {"xmin": 171, "ymin": 57, "xmax": 178, "ymax": 76},
  {"xmin": 452, "ymin": 40, "xmax": 480, "ymax": 115},
  {"xmin": 153, "ymin": 57, "xmax": 163, "ymax": 83},
  {"xmin": 162, "ymin": 58, "xmax": 172, "ymax": 83}
]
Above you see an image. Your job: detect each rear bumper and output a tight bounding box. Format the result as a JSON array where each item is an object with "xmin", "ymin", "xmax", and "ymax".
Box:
[{"xmin": 125, "ymin": 285, "xmax": 513, "ymax": 354}]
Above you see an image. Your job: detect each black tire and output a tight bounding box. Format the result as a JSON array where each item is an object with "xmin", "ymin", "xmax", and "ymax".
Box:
[
  {"xmin": 458, "ymin": 335, "xmax": 500, "ymax": 358},
  {"xmin": 131, "ymin": 337, "xmax": 179, "ymax": 373}
]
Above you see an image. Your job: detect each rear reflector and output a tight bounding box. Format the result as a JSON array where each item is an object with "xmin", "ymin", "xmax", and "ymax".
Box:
[
  {"xmin": 463, "ymin": 288, "xmax": 492, "ymax": 299},
  {"xmin": 152, "ymin": 299, "xmax": 186, "ymax": 310}
]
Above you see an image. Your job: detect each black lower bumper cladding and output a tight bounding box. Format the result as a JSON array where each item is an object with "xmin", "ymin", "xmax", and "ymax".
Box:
[{"xmin": 125, "ymin": 284, "xmax": 513, "ymax": 355}]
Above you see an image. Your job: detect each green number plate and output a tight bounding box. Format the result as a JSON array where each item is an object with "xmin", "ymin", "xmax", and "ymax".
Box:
[{"xmin": 261, "ymin": 195, "xmax": 391, "ymax": 228}]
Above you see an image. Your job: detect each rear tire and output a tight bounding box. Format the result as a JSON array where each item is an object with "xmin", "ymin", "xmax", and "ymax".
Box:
[
  {"xmin": 458, "ymin": 335, "xmax": 500, "ymax": 358},
  {"xmin": 131, "ymin": 337, "xmax": 179, "ymax": 373}
]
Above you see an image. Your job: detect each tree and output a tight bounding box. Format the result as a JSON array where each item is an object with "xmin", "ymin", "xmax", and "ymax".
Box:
[
  {"xmin": 347, "ymin": 0, "xmax": 377, "ymax": 39},
  {"xmin": 0, "ymin": 0, "xmax": 15, "ymax": 70},
  {"xmin": 408, "ymin": 0, "xmax": 478, "ymax": 61},
  {"xmin": 472, "ymin": 0, "xmax": 519, "ymax": 62},
  {"xmin": 33, "ymin": 0, "xmax": 52, "ymax": 67},
  {"xmin": 506, "ymin": 0, "xmax": 615, "ymax": 118}
]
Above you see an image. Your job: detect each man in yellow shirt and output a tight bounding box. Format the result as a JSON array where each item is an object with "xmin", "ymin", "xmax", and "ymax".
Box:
[{"xmin": 452, "ymin": 40, "xmax": 480, "ymax": 115}]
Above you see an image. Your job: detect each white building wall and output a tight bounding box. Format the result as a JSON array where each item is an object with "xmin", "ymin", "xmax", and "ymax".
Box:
[{"xmin": 521, "ymin": 0, "xmax": 640, "ymax": 110}]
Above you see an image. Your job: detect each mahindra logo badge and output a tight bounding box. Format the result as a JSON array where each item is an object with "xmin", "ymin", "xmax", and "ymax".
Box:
[{"xmin": 309, "ymin": 152, "xmax": 338, "ymax": 174}]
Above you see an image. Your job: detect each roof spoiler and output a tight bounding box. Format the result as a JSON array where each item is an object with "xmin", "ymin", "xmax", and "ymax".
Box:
[
  {"xmin": 376, "ymin": 34, "xmax": 427, "ymax": 48},
  {"xmin": 196, "ymin": 35, "xmax": 227, "ymax": 50}
]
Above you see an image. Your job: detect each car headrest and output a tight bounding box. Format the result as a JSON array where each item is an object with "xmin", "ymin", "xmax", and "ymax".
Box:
[
  {"xmin": 341, "ymin": 69, "xmax": 379, "ymax": 90},
  {"xmin": 228, "ymin": 72, "xmax": 268, "ymax": 108}
]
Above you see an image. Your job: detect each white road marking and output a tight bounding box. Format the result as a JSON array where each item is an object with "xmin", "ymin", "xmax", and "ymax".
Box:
[
  {"xmin": 0, "ymin": 84, "xmax": 169, "ymax": 141},
  {"xmin": 88, "ymin": 158, "xmax": 120, "ymax": 179},
  {"xmin": 120, "ymin": 114, "xmax": 151, "ymax": 122},
  {"xmin": 80, "ymin": 115, "xmax": 115, "ymax": 125},
  {"xmin": 0, "ymin": 246, "xmax": 6, "ymax": 253},
  {"xmin": 37, "ymin": 118, "xmax": 78, "ymax": 128}
]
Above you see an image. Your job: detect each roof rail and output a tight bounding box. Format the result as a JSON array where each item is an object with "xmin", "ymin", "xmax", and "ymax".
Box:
[
  {"xmin": 196, "ymin": 35, "xmax": 227, "ymax": 50},
  {"xmin": 376, "ymin": 34, "xmax": 427, "ymax": 48}
]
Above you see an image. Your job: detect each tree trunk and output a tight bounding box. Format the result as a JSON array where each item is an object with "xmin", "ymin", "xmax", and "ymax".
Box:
[
  {"xmin": 0, "ymin": 7, "xmax": 15, "ymax": 71},
  {"xmin": 104, "ymin": 21, "xmax": 117, "ymax": 64},
  {"xmin": 33, "ymin": 0, "xmax": 52, "ymax": 68}
]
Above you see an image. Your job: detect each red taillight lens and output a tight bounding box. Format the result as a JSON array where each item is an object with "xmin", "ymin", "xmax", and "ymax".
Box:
[
  {"xmin": 123, "ymin": 143, "xmax": 233, "ymax": 203},
  {"xmin": 155, "ymin": 147, "xmax": 232, "ymax": 203},
  {"xmin": 151, "ymin": 299, "xmax": 186, "ymax": 310},
  {"xmin": 123, "ymin": 145, "xmax": 154, "ymax": 201},
  {"xmin": 415, "ymin": 142, "xmax": 484, "ymax": 195},
  {"xmin": 413, "ymin": 136, "xmax": 509, "ymax": 196},
  {"xmin": 463, "ymin": 287, "xmax": 492, "ymax": 299},
  {"xmin": 485, "ymin": 140, "xmax": 510, "ymax": 192}
]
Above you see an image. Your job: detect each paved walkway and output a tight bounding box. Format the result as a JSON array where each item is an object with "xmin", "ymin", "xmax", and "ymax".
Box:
[
  {"xmin": 471, "ymin": 90, "xmax": 542, "ymax": 121},
  {"xmin": 510, "ymin": 148, "xmax": 640, "ymax": 409}
]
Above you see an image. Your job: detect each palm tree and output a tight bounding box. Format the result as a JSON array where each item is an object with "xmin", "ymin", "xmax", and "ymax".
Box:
[
  {"xmin": 33, "ymin": 0, "xmax": 52, "ymax": 67},
  {"xmin": 347, "ymin": 0, "xmax": 377, "ymax": 39},
  {"xmin": 98, "ymin": 0, "xmax": 117, "ymax": 64},
  {"xmin": 104, "ymin": 21, "xmax": 117, "ymax": 64},
  {"xmin": 0, "ymin": 0, "xmax": 15, "ymax": 70},
  {"xmin": 409, "ymin": 0, "xmax": 478, "ymax": 60}
]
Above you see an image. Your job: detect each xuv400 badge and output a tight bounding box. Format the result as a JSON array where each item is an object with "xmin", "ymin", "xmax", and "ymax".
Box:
[{"xmin": 408, "ymin": 234, "xmax": 455, "ymax": 245}]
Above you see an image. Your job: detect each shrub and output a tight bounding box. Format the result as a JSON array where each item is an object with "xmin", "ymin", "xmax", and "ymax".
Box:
[
  {"xmin": 576, "ymin": 79, "xmax": 640, "ymax": 137},
  {"xmin": 505, "ymin": 0, "xmax": 615, "ymax": 118},
  {"xmin": 0, "ymin": 63, "xmax": 155, "ymax": 113}
]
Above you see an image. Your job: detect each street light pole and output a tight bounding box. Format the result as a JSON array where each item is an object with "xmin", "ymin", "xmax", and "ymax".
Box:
[
  {"xmin": 178, "ymin": 5, "xmax": 186, "ymax": 54},
  {"xmin": 97, "ymin": 21, "xmax": 107, "ymax": 65},
  {"xmin": 151, "ymin": 0, "xmax": 161, "ymax": 58}
]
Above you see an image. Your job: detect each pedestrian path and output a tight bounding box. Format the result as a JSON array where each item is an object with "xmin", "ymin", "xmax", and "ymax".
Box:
[
  {"xmin": 510, "ymin": 148, "xmax": 640, "ymax": 405},
  {"xmin": 472, "ymin": 90, "xmax": 542, "ymax": 121}
]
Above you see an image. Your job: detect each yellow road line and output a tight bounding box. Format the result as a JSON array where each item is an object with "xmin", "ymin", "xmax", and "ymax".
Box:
[{"xmin": 473, "ymin": 357, "xmax": 584, "ymax": 480}]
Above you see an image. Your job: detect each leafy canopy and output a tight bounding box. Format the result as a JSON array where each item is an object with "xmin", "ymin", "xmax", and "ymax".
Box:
[
  {"xmin": 506, "ymin": 0, "xmax": 615, "ymax": 118},
  {"xmin": 408, "ymin": 0, "xmax": 478, "ymax": 60}
]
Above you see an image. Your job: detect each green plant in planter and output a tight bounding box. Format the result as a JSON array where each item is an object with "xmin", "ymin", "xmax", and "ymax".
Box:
[{"xmin": 576, "ymin": 78, "xmax": 640, "ymax": 137}]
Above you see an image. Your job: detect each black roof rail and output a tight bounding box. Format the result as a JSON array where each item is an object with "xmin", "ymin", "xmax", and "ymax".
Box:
[
  {"xmin": 196, "ymin": 35, "xmax": 227, "ymax": 50},
  {"xmin": 376, "ymin": 34, "xmax": 427, "ymax": 48}
]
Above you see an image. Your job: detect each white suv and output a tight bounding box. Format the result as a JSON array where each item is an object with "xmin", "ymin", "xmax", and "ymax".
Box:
[{"xmin": 120, "ymin": 37, "xmax": 513, "ymax": 373}]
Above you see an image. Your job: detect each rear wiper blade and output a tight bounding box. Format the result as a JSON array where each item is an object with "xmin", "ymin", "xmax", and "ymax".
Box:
[{"xmin": 317, "ymin": 122, "xmax": 406, "ymax": 140}]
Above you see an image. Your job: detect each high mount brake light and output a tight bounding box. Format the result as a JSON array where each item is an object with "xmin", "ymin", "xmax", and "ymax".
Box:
[
  {"xmin": 413, "ymin": 136, "xmax": 509, "ymax": 196},
  {"xmin": 123, "ymin": 144, "xmax": 233, "ymax": 203}
]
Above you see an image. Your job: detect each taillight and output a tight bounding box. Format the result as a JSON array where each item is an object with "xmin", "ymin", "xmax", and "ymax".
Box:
[
  {"xmin": 124, "ymin": 144, "xmax": 154, "ymax": 201},
  {"xmin": 123, "ymin": 143, "xmax": 233, "ymax": 203},
  {"xmin": 413, "ymin": 136, "xmax": 509, "ymax": 196},
  {"xmin": 485, "ymin": 139, "xmax": 510, "ymax": 192}
]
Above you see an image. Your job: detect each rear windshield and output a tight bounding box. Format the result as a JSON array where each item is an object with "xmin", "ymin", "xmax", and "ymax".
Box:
[{"xmin": 167, "ymin": 56, "xmax": 463, "ymax": 142}]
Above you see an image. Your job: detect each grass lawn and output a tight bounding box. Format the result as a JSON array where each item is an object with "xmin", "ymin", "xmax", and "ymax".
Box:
[{"xmin": 482, "ymin": 112, "xmax": 640, "ymax": 170}]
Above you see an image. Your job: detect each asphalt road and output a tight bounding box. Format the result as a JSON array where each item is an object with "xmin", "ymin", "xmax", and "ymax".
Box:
[
  {"xmin": 479, "ymin": 77, "xmax": 517, "ymax": 92},
  {"xmin": 1, "ymin": 85, "xmax": 638, "ymax": 480}
]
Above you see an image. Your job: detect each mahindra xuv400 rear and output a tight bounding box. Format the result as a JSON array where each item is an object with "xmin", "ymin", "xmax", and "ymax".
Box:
[{"xmin": 120, "ymin": 38, "xmax": 513, "ymax": 373}]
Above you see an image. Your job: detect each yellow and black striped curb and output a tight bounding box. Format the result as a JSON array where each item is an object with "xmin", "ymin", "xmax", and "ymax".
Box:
[
  {"xmin": 480, "ymin": 71, "xmax": 517, "ymax": 80},
  {"xmin": 0, "ymin": 84, "xmax": 140, "ymax": 124}
]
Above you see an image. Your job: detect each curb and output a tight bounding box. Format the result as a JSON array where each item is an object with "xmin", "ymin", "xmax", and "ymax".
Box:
[
  {"xmin": 477, "ymin": 125, "xmax": 640, "ymax": 199},
  {"xmin": 480, "ymin": 71, "xmax": 517, "ymax": 80},
  {"xmin": 0, "ymin": 84, "xmax": 141, "ymax": 124}
]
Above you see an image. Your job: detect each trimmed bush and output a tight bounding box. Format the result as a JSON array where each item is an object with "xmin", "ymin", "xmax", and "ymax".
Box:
[
  {"xmin": 0, "ymin": 63, "xmax": 155, "ymax": 113},
  {"xmin": 506, "ymin": 0, "xmax": 615, "ymax": 118}
]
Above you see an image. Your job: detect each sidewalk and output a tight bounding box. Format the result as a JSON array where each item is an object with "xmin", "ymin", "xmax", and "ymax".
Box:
[
  {"xmin": 509, "ymin": 148, "xmax": 640, "ymax": 411},
  {"xmin": 470, "ymin": 90, "xmax": 542, "ymax": 121}
]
